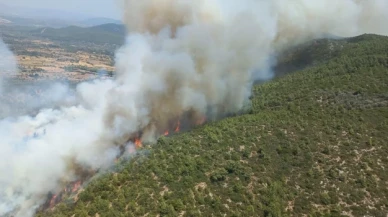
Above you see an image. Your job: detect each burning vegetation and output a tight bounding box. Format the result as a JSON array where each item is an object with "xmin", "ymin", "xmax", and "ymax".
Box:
[
  {"xmin": 42, "ymin": 114, "xmax": 207, "ymax": 210},
  {"xmin": 2, "ymin": 0, "xmax": 388, "ymax": 216}
]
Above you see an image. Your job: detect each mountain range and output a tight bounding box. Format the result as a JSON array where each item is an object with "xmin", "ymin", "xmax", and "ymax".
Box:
[
  {"xmin": 0, "ymin": 3, "xmax": 122, "ymax": 27},
  {"xmin": 29, "ymin": 23, "xmax": 126, "ymax": 44}
]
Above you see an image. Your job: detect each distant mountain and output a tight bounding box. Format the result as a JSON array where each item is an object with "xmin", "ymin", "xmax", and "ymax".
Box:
[
  {"xmin": 0, "ymin": 3, "xmax": 122, "ymax": 28},
  {"xmin": 0, "ymin": 3, "xmax": 89, "ymax": 22},
  {"xmin": 31, "ymin": 23, "xmax": 126, "ymax": 44},
  {"xmin": 0, "ymin": 15, "xmax": 73, "ymax": 28},
  {"xmin": 79, "ymin": 17, "xmax": 122, "ymax": 27},
  {"xmin": 89, "ymin": 23, "xmax": 126, "ymax": 34},
  {"xmin": 0, "ymin": 14, "xmax": 123, "ymax": 28}
]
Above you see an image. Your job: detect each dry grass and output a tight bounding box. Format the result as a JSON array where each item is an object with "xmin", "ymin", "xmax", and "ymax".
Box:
[{"xmin": 4, "ymin": 35, "xmax": 115, "ymax": 82}]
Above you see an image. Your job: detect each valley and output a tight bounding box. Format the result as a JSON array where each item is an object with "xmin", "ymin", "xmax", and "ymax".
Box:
[{"xmin": 0, "ymin": 24, "xmax": 124, "ymax": 82}]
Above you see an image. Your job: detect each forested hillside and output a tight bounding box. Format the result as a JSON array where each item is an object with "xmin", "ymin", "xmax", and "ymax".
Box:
[{"xmin": 37, "ymin": 34, "xmax": 388, "ymax": 217}]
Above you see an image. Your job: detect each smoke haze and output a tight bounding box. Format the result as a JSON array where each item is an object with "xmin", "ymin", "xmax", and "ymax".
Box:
[
  {"xmin": 1, "ymin": 0, "xmax": 388, "ymax": 216},
  {"xmin": 0, "ymin": 40, "xmax": 17, "ymax": 94}
]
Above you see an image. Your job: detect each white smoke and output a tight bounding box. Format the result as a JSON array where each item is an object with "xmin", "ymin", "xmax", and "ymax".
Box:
[
  {"xmin": 0, "ymin": 39, "xmax": 76, "ymax": 118},
  {"xmin": 0, "ymin": 40, "xmax": 17, "ymax": 94},
  {"xmin": 1, "ymin": 0, "xmax": 387, "ymax": 216},
  {"xmin": 0, "ymin": 82, "xmax": 77, "ymax": 119}
]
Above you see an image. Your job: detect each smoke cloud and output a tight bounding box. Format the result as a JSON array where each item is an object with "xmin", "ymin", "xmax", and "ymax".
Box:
[{"xmin": 1, "ymin": 0, "xmax": 387, "ymax": 216}]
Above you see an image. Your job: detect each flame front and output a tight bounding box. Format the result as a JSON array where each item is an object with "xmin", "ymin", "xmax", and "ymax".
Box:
[
  {"xmin": 49, "ymin": 194, "xmax": 57, "ymax": 209},
  {"xmin": 174, "ymin": 121, "xmax": 180, "ymax": 132},
  {"xmin": 72, "ymin": 181, "xmax": 81, "ymax": 193},
  {"xmin": 134, "ymin": 138, "xmax": 142, "ymax": 148},
  {"xmin": 42, "ymin": 115, "xmax": 210, "ymax": 210}
]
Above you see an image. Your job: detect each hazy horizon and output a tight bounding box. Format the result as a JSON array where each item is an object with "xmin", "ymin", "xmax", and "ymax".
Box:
[{"xmin": 0, "ymin": 0, "xmax": 121, "ymax": 20}]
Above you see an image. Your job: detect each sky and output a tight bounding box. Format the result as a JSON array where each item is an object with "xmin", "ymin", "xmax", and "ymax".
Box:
[{"xmin": 0, "ymin": 0, "xmax": 121, "ymax": 19}]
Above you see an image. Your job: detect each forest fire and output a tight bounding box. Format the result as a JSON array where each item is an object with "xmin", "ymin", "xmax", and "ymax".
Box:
[
  {"xmin": 161, "ymin": 120, "xmax": 182, "ymax": 137},
  {"xmin": 71, "ymin": 181, "xmax": 82, "ymax": 193},
  {"xmin": 48, "ymin": 195, "xmax": 57, "ymax": 209},
  {"xmin": 42, "ymin": 115, "xmax": 208, "ymax": 211},
  {"xmin": 44, "ymin": 180, "xmax": 85, "ymax": 210},
  {"xmin": 174, "ymin": 121, "xmax": 181, "ymax": 132},
  {"xmin": 134, "ymin": 138, "xmax": 142, "ymax": 148}
]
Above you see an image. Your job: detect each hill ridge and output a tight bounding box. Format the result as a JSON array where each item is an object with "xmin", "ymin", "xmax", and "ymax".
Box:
[{"xmin": 30, "ymin": 23, "xmax": 126, "ymax": 45}]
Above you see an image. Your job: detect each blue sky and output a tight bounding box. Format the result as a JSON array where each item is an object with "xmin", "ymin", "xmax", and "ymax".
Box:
[{"xmin": 0, "ymin": 0, "xmax": 121, "ymax": 19}]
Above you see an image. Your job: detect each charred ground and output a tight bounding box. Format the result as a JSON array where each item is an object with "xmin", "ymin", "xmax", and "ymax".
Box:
[{"xmin": 29, "ymin": 34, "xmax": 388, "ymax": 216}]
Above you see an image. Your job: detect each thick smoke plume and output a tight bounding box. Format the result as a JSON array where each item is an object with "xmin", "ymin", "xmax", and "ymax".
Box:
[{"xmin": 1, "ymin": 0, "xmax": 388, "ymax": 216}]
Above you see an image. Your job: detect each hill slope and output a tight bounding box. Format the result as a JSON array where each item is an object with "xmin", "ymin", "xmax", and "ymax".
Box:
[{"xmin": 37, "ymin": 34, "xmax": 388, "ymax": 217}]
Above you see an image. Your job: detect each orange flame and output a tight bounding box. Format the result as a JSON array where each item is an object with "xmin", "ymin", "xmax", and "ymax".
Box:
[
  {"xmin": 175, "ymin": 121, "xmax": 181, "ymax": 132},
  {"xmin": 134, "ymin": 138, "xmax": 142, "ymax": 148},
  {"xmin": 72, "ymin": 181, "xmax": 81, "ymax": 193},
  {"xmin": 164, "ymin": 130, "xmax": 169, "ymax": 136},
  {"xmin": 49, "ymin": 194, "xmax": 57, "ymax": 208}
]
